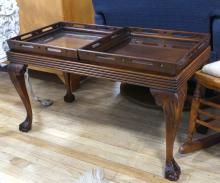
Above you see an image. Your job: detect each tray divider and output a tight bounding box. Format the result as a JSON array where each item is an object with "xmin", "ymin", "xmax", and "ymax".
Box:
[{"xmin": 81, "ymin": 28, "xmax": 130, "ymax": 52}]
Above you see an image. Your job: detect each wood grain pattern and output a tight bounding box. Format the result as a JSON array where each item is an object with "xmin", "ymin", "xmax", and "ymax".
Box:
[
  {"xmin": 7, "ymin": 22, "xmax": 210, "ymax": 181},
  {"xmin": 180, "ymin": 71, "xmax": 220, "ymax": 154},
  {"xmin": 17, "ymin": 0, "xmax": 63, "ymax": 33},
  {"xmin": 62, "ymin": 0, "xmax": 94, "ymax": 23},
  {"xmin": 17, "ymin": 0, "xmax": 94, "ymax": 78},
  {"xmin": 63, "ymin": 73, "xmax": 76, "ymax": 103},
  {"xmin": 1, "ymin": 72, "xmax": 220, "ymax": 183},
  {"xmin": 7, "ymin": 48, "xmax": 210, "ymax": 91},
  {"xmin": 7, "ymin": 63, "xmax": 32, "ymax": 132},
  {"xmin": 150, "ymin": 84, "xmax": 187, "ymax": 181},
  {"xmin": 17, "ymin": 0, "xmax": 64, "ymax": 81},
  {"xmin": 79, "ymin": 27, "xmax": 209, "ymax": 76},
  {"xmin": 17, "ymin": 0, "xmax": 94, "ymax": 34},
  {"xmin": 7, "ymin": 47, "xmax": 210, "ymax": 181}
]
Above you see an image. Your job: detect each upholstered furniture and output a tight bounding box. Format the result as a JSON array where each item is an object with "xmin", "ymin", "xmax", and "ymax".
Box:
[
  {"xmin": 202, "ymin": 61, "xmax": 220, "ymax": 77},
  {"xmin": 92, "ymin": 0, "xmax": 220, "ymax": 107},
  {"xmin": 92, "ymin": 0, "xmax": 220, "ymax": 61}
]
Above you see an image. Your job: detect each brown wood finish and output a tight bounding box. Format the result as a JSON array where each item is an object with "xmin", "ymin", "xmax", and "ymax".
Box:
[
  {"xmin": 79, "ymin": 28, "xmax": 209, "ymax": 76},
  {"xmin": 70, "ymin": 73, "xmax": 82, "ymax": 92},
  {"xmin": 7, "ymin": 22, "xmax": 211, "ymax": 181},
  {"xmin": 2, "ymin": 71, "xmax": 220, "ymax": 183},
  {"xmin": 8, "ymin": 21, "xmax": 118, "ymax": 101},
  {"xmin": 17, "ymin": 0, "xmax": 94, "ymax": 96},
  {"xmin": 7, "ymin": 49, "xmax": 210, "ymax": 181},
  {"xmin": 150, "ymin": 84, "xmax": 187, "ymax": 181},
  {"xmin": 180, "ymin": 71, "xmax": 220, "ymax": 154},
  {"xmin": 7, "ymin": 63, "xmax": 32, "ymax": 132},
  {"xmin": 17, "ymin": 0, "xmax": 63, "ymax": 33},
  {"xmin": 7, "ymin": 47, "xmax": 210, "ymax": 92},
  {"xmin": 8, "ymin": 22, "xmax": 119, "ymax": 61},
  {"xmin": 62, "ymin": 0, "xmax": 94, "ymax": 23},
  {"xmin": 180, "ymin": 133, "xmax": 220, "ymax": 154},
  {"xmin": 63, "ymin": 73, "xmax": 76, "ymax": 103},
  {"xmin": 17, "ymin": 0, "xmax": 94, "ymax": 34}
]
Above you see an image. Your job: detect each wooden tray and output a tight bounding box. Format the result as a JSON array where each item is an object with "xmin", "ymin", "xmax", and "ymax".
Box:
[
  {"xmin": 7, "ymin": 22, "xmax": 120, "ymax": 60},
  {"xmin": 79, "ymin": 27, "xmax": 210, "ymax": 76}
]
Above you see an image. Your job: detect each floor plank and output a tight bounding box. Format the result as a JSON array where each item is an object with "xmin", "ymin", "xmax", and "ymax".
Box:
[{"xmin": 0, "ymin": 72, "xmax": 220, "ymax": 183}]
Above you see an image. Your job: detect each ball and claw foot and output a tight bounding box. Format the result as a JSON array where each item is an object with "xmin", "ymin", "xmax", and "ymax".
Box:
[
  {"xmin": 165, "ymin": 159, "xmax": 181, "ymax": 181},
  {"xmin": 19, "ymin": 119, "xmax": 32, "ymax": 133},
  {"xmin": 64, "ymin": 94, "xmax": 75, "ymax": 103}
]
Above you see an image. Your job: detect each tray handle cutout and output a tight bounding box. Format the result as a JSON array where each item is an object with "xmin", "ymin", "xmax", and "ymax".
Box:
[
  {"xmin": 21, "ymin": 44, "xmax": 34, "ymax": 49},
  {"xmin": 47, "ymin": 48, "xmax": 62, "ymax": 53},
  {"xmin": 132, "ymin": 59, "xmax": 153, "ymax": 66},
  {"xmin": 96, "ymin": 55, "xmax": 115, "ymax": 61},
  {"xmin": 42, "ymin": 26, "xmax": 53, "ymax": 32},
  {"xmin": 72, "ymin": 23, "xmax": 85, "ymax": 28},
  {"xmin": 20, "ymin": 34, "xmax": 33, "ymax": 40},
  {"xmin": 92, "ymin": 42, "xmax": 101, "ymax": 49},
  {"xmin": 111, "ymin": 34, "xmax": 120, "ymax": 39}
]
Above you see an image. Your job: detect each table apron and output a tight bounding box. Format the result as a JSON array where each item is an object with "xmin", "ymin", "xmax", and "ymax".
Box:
[{"xmin": 7, "ymin": 49, "xmax": 209, "ymax": 93}]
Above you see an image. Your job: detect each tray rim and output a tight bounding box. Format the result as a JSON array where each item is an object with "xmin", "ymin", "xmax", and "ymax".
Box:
[
  {"xmin": 7, "ymin": 21, "xmax": 122, "ymax": 59},
  {"xmin": 80, "ymin": 27, "xmax": 210, "ymax": 62},
  {"xmin": 78, "ymin": 26, "xmax": 210, "ymax": 75},
  {"xmin": 9, "ymin": 21, "xmax": 122, "ymax": 41},
  {"xmin": 129, "ymin": 26, "xmax": 210, "ymax": 40},
  {"xmin": 6, "ymin": 21, "xmax": 210, "ymax": 76}
]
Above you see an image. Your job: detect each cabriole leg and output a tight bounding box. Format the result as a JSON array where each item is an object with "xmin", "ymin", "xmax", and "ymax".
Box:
[
  {"xmin": 8, "ymin": 63, "xmax": 32, "ymax": 132},
  {"xmin": 150, "ymin": 85, "xmax": 187, "ymax": 181}
]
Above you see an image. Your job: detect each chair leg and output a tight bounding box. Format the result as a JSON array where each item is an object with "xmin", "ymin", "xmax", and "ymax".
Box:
[
  {"xmin": 179, "ymin": 81, "xmax": 220, "ymax": 154},
  {"xmin": 179, "ymin": 83, "xmax": 202, "ymax": 154},
  {"xmin": 180, "ymin": 133, "xmax": 220, "ymax": 154},
  {"xmin": 196, "ymin": 86, "xmax": 209, "ymax": 134}
]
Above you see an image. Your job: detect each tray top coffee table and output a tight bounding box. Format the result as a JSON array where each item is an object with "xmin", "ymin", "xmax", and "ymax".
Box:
[{"xmin": 6, "ymin": 22, "xmax": 210, "ymax": 181}]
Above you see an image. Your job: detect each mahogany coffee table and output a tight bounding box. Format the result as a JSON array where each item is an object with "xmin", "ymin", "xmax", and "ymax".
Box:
[{"xmin": 6, "ymin": 22, "xmax": 210, "ymax": 181}]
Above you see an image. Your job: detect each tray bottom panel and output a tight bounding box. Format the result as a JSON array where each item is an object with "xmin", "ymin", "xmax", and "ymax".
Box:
[
  {"xmin": 32, "ymin": 31, "xmax": 103, "ymax": 49},
  {"xmin": 109, "ymin": 42, "xmax": 189, "ymax": 63}
]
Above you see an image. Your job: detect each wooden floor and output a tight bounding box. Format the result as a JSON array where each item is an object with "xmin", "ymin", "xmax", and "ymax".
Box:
[{"xmin": 0, "ymin": 72, "xmax": 220, "ymax": 183}]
